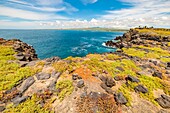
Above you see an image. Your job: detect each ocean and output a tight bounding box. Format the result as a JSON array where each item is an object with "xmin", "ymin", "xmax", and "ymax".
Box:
[{"xmin": 0, "ymin": 29, "xmax": 124, "ymax": 59}]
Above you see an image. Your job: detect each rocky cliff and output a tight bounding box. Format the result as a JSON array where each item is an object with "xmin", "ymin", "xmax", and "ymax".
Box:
[{"xmin": 0, "ymin": 28, "xmax": 170, "ymax": 113}]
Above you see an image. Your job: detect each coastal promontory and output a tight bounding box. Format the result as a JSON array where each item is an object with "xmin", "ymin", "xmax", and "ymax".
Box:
[{"xmin": 0, "ymin": 28, "xmax": 170, "ymax": 113}]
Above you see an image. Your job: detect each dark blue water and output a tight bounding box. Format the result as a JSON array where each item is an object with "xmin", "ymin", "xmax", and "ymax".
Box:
[{"xmin": 0, "ymin": 29, "xmax": 124, "ymax": 59}]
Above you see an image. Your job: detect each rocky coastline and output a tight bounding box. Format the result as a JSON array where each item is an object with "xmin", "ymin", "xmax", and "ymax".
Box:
[
  {"xmin": 0, "ymin": 28, "xmax": 170, "ymax": 113},
  {"xmin": 104, "ymin": 28, "xmax": 170, "ymax": 51}
]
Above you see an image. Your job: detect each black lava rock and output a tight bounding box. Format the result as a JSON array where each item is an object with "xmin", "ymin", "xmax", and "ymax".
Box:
[
  {"xmin": 105, "ymin": 77, "xmax": 116, "ymax": 88},
  {"xmin": 12, "ymin": 96, "xmax": 28, "ymax": 105},
  {"xmin": 167, "ymin": 62, "xmax": 170, "ymax": 67},
  {"xmin": 100, "ymin": 83, "xmax": 114, "ymax": 94},
  {"xmin": 152, "ymin": 71, "xmax": 162, "ymax": 79},
  {"xmin": 126, "ymin": 75, "xmax": 140, "ymax": 82},
  {"xmin": 51, "ymin": 72, "xmax": 61, "ymax": 80},
  {"xmin": 36, "ymin": 72, "xmax": 51, "ymax": 80},
  {"xmin": 114, "ymin": 92, "xmax": 127, "ymax": 104},
  {"xmin": 134, "ymin": 85, "xmax": 148, "ymax": 93},
  {"xmin": 72, "ymin": 74, "xmax": 78, "ymax": 80},
  {"xmin": 155, "ymin": 95, "xmax": 170, "ymax": 108},
  {"xmin": 0, "ymin": 106, "xmax": 5, "ymax": 112},
  {"xmin": 19, "ymin": 76, "xmax": 35, "ymax": 93},
  {"xmin": 99, "ymin": 75, "xmax": 107, "ymax": 83},
  {"xmin": 77, "ymin": 80, "xmax": 84, "ymax": 88},
  {"xmin": 114, "ymin": 76, "xmax": 122, "ymax": 81}
]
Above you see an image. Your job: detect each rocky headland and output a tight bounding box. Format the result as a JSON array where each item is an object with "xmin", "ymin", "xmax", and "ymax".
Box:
[{"xmin": 0, "ymin": 28, "xmax": 170, "ymax": 113}]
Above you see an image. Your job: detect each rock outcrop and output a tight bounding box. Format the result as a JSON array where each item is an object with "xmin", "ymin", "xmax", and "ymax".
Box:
[{"xmin": 13, "ymin": 39, "xmax": 38, "ymax": 61}]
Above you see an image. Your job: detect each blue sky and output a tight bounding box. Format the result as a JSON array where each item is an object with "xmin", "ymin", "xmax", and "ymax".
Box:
[{"xmin": 0, "ymin": 0, "xmax": 170, "ymax": 29}]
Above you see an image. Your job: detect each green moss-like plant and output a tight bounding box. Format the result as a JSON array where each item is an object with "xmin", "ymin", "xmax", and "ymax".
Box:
[
  {"xmin": 135, "ymin": 28, "xmax": 170, "ymax": 36},
  {"xmin": 118, "ymin": 84, "xmax": 133, "ymax": 106},
  {"xmin": 138, "ymin": 75, "xmax": 164, "ymax": 105},
  {"xmin": 56, "ymin": 80, "xmax": 74, "ymax": 101},
  {"xmin": 86, "ymin": 54, "xmax": 103, "ymax": 60},
  {"xmin": 83, "ymin": 58, "xmax": 140, "ymax": 78},
  {"xmin": 4, "ymin": 95, "xmax": 52, "ymax": 113},
  {"xmin": 168, "ymin": 42, "xmax": 170, "ymax": 47},
  {"xmin": 160, "ymin": 57, "xmax": 170, "ymax": 63},
  {"xmin": 118, "ymin": 74, "xmax": 170, "ymax": 106},
  {"xmin": 0, "ymin": 46, "xmax": 35, "ymax": 91},
  {"xmin": 0, "ymin": 66, "xmax": 35, "ymax": 91},
  {"xmin": 123, "ymin": 48, "xmax": 146, "ymax": 58},
  {"xmin": 105, "ymin": 54, "xmax": 121, "ymax": 60},
  {"xmin": 53, "ymin": 61, "xmax": 68, "ymax": 72},
  {"xmin": 145, "ymin": 52, "xmax": 160, "ymax": 59},
  {"xmin": 0, "ymin": 45, "xmax": 16, "ymax": 60},
  {"xmin": 137, "ymin": 45, "xmax": 170, "ymax": 57}
]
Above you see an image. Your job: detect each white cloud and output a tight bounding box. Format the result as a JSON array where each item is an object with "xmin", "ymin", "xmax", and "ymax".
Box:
[
  {"xmin": 90, "ymin": 18, "xmax": 98, "ymax": 23},
  {"xmin": 1, "ymin": 0, "xmax": 170, "ymax": 29},
  {"xmin": 0, "ymin": 6, "xmax": 67, "ymax": 20},
  {"xmin": 7, "ymin": 0, "xmax": 33, "ymax": 6},
  {"xmin": 100, "ymin": 0, "xmax": 170, "ymax": 27},
  {"xmin": 35, "ymin": 0, "xmax": 63, "ymax": 6},
  {"xmin": 81, "ymin": 0, "xmax": 98, "ymax": 5},
  {"xmin": 7, "ymin": 0, "xmax": 78, "ymax": 12},
  {"xmin": 32, "ymin": 7, "xmax": 66, "ymax": 12}
]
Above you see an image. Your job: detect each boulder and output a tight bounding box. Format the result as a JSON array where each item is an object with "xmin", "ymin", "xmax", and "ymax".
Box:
[
  {"xmin": 167, "ymin": 62, "xmax": 170, "ymax": 67},
  {"xmin": 114, "ymin": 76, "xmax": 122, "ymax": 81},
  {"xmin": 26, "ymin": 61, "xmax": 37, "ymax": 66},
  {"xmin": 162, "ymin": 95, "xmax": 170, "ymax": 102},
  {"xmin": 16, "ymin": 52, "xmax": 24, "ymax": 56},
  {"xmin": 51, "ymin": 72, "xmax": 61, "ymax": 80},
  {"xmin": 114, "ymin": 92, "xmax": 127, "ymax": 104},
  {"xmin": 5, "ymin": 87, "xmax": 18, "ymax": 94},
  {"xmin": 0, "ymin": 106, "xmax": 5, "ymax": 112},
  {"xmin": 99, "ymin": 75, "xmax": 107, "ymax": 83},
  {"xmin": 105, "ymin": 77, "xmax": 116, "ymax": 88},
  {"xmin": 72, "ymin": 74, "xmax": 78, "ymax": 80},
  {"xmin": 80, "ymin": 92, "xmax": 87, "ymax": 98},
  {"xmin": 15, "ymin": 55, "xmax": 26, "ymax": 61},
  {"xmin": 77, "ymin": 80, "xmax": 84, "ymax": 88},
  {"xmin": 155, "ymin": 95, "xmax": 170, "ymax": 108},
  {"xmin": 152, "ymin": 71, "xmax": 162, "ymax": 79},
  {"xmin": 45, "ymin": 57, "xmax": 60, "ymax": 63},
  {"xmin": 126, "ymin": 75, "xmax": 140, "ymax": 83},
  {"xmin": 36, "ymin": 72, "xmax": 51, "ymax": 80},
  {"xmin": 100, "ymin": 83, "xmax": 114, "ymax": 94},
  {"xmin": 48, "ymin": 80, "xmax": 57, "ymax": 90},
  {"xmin": 12, "ymin": 96, "xmax": 28, "ymax": 105},
  {"xmin": 19, "ymin": 76, "xmax": 35, "ymax": 93},
  {"xmin": 149, "ymin": 59, "xmax": 159, "ymax": 65},
  {"xmin": 134, "ymin": 85, "xmax": 148, "ymax": 93},
  {"xmin": 19, "ymin": 61, "xmax": 28, "ymax": 67}
]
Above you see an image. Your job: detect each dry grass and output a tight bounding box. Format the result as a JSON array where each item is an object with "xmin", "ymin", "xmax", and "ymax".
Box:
[{"xmin": 76, "ymin": 93, "xmax": 121, "ymax": 113}]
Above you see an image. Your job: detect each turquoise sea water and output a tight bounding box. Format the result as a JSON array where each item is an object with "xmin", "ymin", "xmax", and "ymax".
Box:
[{"xmin": 0, "ymin": 29, "xmax": 124, "ymax": 59}]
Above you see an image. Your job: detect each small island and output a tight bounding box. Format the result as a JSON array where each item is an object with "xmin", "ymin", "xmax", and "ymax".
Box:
[{"xmin": 0, "ymin": 27, "xmax": 170, "ymax": 113}]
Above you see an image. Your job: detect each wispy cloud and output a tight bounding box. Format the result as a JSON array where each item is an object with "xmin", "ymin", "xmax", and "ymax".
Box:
[
  {"xmin": 81, "ymin": 0, "xmax": 98, "ymax": 5},
  {"xmin": 100, "ymin": 0, "xmax": 170, "ymax": 27},
  {"xmin": 0, "ymin": 0, "xmax": 78, "ymax": 21},
  {"xmin": 7, "ymin": 0, "xmax": 33, "ymax": 6},
  {"xmin": 0, "ymin": 6, "xmax": 67, "ymax": 20}
]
